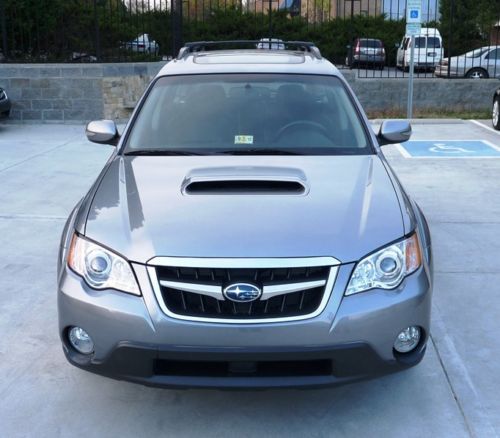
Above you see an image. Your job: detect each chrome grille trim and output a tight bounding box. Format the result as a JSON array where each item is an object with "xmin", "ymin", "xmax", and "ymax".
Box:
[
  {"xmin": 261, "ymin": 280, "xmax": 326, "ymax": 300},
  {"xmin": 147, "ymin": 256, "xmax": 340, "ymax": 268},
  {"xmin": 159, "ymin": 280, "xmax": 223, "ymax": 300},
  {"xmin": 159, "ymin": 279, "xmax": 327, "ymax": 301},
  {"xmin": 147, "ymin": 257, "xmax": 339, "ymax": 324}
]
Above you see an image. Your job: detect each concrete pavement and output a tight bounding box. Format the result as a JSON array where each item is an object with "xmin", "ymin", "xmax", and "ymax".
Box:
[{"xmin": 0, "ymin": 120, "xmax": 499, "ymax": 437}]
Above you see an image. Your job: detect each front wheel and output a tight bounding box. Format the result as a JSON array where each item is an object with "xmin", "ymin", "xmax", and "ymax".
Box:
[
  {"xmin": 466, "ymin": 68, "xmax": 489, "ymax": 79},
  {"xmin": 493, "ymin": 96, "xmax": 500, "ymax": 130}
]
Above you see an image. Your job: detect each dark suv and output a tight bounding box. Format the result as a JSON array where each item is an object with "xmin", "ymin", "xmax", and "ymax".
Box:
[{"xmin": 346, "ymin": 38, "xmax": 386, "ymax": 70}]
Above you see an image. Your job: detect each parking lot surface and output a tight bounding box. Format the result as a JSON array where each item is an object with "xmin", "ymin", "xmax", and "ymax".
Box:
[{"xmin": 0, "ymin": 120, "xmax": 499, "ymax": 437}]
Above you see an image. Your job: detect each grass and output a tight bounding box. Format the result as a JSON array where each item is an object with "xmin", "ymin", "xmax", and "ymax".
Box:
[{"xmin": 366, "ymin": 108, "xmax": 491, "ymax": 120}]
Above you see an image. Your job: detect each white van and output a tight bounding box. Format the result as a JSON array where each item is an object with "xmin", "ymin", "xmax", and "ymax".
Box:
[{"xmin": 396, "ymin": 28, "xmax": 443, "ymax": 71}]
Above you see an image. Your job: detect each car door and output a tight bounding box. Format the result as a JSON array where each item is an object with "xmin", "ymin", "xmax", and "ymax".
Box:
[
  {"xmin": 397, "ymin": 38, "xmax": 408, "ymax": 66},
  {"xmin": 485, "ymin": 48, "xmax": 500, "ymax": 78},
  {"xmin": 426, "ymin": 36, "xmax": 442, "ymax": 66},
  {"xmin": 414, "ymin": 37, "xmax": 428, "ymax": 66}
]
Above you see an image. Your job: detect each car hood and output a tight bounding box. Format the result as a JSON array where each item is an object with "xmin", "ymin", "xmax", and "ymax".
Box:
[{"xmin": 84, "ymin": 155, "xmax": 404, "ymax": 264}]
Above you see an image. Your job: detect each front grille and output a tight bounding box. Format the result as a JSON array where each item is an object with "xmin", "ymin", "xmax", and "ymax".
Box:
[{"xmin": 152, "ymin": 263, "xmax": 334, "ymax": 321}]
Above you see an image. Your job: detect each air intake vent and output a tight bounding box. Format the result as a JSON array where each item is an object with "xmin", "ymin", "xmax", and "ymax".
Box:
[
  {"xmin": 184, "ymin": 179, "xmax": 306, "ymax": 195},
  {"xmin": 182, "ymin": 166, "xmax": 309, "ymax": 195}
]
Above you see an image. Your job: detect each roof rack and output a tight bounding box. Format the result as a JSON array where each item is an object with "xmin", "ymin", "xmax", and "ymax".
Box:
[{"xmin": 177, "ymin": 40, "xmax": 322, "ymax": 60}]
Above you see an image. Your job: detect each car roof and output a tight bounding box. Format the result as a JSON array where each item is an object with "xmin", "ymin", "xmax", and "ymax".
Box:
[{"xmin": 156, "ymin": 49, "xmax": 339, "ymax": 77}]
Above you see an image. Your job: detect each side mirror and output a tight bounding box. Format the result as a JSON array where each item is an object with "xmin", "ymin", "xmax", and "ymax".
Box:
[
  {"xmin": 86, "ymin": 120, "xmax": 120, "ymax": 146},
  {"xmin": 377, "ymin": 120, "xmax": 412, "ymax": 146},
  {"xmin": 395, "ymin": 43, "xmax": 400, "ymax": 49}
]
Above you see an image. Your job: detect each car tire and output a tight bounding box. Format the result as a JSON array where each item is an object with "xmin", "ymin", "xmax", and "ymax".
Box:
[
  {"xmin": 493, "ymin": 96, "xmax": 500, "ymax": 130},
  {"xmin": 466, "ymin": 68, "xmax": 489, "ymax": 79}
]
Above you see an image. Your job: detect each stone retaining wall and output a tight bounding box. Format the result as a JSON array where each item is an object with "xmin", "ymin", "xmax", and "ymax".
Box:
[
  {"xmin": 0, "ymin": 62, "xmax": 497, "ymax": 123},
  {"xmin": 0, "ymin": 63, "xmax": 164, "ymax": 122}
]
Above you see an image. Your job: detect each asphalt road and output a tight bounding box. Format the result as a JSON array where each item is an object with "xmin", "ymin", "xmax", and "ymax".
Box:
[{"xmin": 0, "ymin": 120, "xmax": 499, "ymax": 437}]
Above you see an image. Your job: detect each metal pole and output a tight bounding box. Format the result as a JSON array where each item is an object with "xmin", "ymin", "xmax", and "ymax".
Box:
[
  {"xmin": 407, "ymin": 35, "xmax": 415, "ymax": 119},
  {"xmin": 0, "ymin": 0, "xmax": 7, "ymax": 59},
  {"xmin": 268, "ymin": 0, "xmax": 272, "ymax": 39},
  {"xmin": 172, "ymin": 0, "xmax": 183, "ymax": 57},
  {"xmin": 94, "ymin": 0, "xmax": 101, "ymax": 60},
  {"xmin": 447, "ymin": 0, "xmax": 454, "ymax": 78}
]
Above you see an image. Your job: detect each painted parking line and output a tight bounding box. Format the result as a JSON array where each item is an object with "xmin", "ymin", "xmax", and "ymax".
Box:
[
  {"xmin": 469, "ymin": 119, "xmax": 500, "ymax": 136},
  {"xmin": 397, "ymin": 140, "xmax": 500, "ymax": 158}
]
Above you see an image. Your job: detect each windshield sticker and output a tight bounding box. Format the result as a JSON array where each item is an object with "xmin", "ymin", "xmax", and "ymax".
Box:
[{"xmin": 234, "ymin": 135, "xmax": 254, "ymax": 145}]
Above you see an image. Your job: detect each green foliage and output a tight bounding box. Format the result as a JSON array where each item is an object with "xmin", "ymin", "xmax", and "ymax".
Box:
[
  {"xmin": 11, "ymin": 0, "xmax": 494, "ymax": 64},
  {"xmin": 439, "ymin": 0, "xmax": 499, "ymax": 56}
]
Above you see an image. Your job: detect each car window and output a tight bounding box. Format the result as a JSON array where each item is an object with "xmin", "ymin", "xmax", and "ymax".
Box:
[
  {"xmin": 465, "ymin": 48, "xmax": 490, "ymax": 58},
  {"xmin": 427, "ymin": 37, "xmax": 441, "ymax": 49},
  {"xmin": 486, "ymin": 49, "xmax": 500, "ymax": 61},
  {"xmin": 125, "ymin": 74, "xmax": 371, "ymax": 155},
  {"xmin": 403, "ymin": 38, "xmax": 410, "ymax": 50},
  {"xmin": 413, "ymin": 37, "xmax": 426, "ymax": 49},
  {"xmin": 360, "ymin": 40, "xmax": 382, "ymax": 48}
]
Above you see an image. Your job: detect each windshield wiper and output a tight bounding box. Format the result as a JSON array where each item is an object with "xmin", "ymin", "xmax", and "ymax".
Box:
[
  {"xmin": 217, "ymin": 148, "xmax": 304, "ymax": 155},
  {"xmin": 124, "ymin": 149, "xmax": 203, "ymax": 156}
]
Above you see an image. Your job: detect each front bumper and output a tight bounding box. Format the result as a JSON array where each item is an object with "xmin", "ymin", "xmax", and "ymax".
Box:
[
  {"xmin": 434, "ymin": 66, "xmax": 460, "ymax": 78},
  {"xmin": 58, "ymin": 262, "xmax": 432, "ymax": 389}
]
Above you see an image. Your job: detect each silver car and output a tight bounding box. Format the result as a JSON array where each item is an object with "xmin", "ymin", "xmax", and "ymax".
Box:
[
  {"xmin": 435, "ymin": 46, "xmax": 500, "ymax": 79},
  {"xmin": 58, "ymin": 41, "xmax": 433, "ymax": 389},
  {"xmin": 123, "ymin": 33, "xmax": 159, "ymax": 55}
]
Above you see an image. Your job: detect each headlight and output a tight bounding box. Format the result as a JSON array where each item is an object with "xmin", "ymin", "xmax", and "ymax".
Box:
[
  {"xmin": 346, "ymin": 233, "xmax": 422, "ymax": 296},
  {"xmin": 67, "ymin": 234, "xmax": 141, "ymax": 296}
]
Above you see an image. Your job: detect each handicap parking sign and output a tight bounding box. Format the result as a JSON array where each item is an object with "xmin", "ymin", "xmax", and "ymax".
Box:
[
  {"xmin": 410, "ymin": 10, "xmax": 419, "ymax": 19},
  {"xmin": 398, "ymin": 140, "xmax": 500, "ymax": 158}
]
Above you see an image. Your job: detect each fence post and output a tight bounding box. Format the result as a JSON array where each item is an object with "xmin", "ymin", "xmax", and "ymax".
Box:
[
  {"xmin": 93, "ymin": 0, "xmax": 101, "ymax": 60},
  {"xmin": 447, "ymin": 0, "xmax": 453, "ymax": 78},
  {"xmin": 268, "ymin": 0, "xmax": 272, "ymax": 37},
  {"xmin": 0, "ymin": 0, "xmax": 8, "ymax": 59},
  {"xmin": 172, "ymin": 0, "xmax": 183, "ymax": 57}
]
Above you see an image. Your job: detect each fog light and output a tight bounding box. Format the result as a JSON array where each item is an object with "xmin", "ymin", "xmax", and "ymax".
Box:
[
  {"xmin": 394, "ymin": 326, "xmax": 421, "ymax": 353},
  {"xmin": 68, "ymin": 326, "xmax": 94, "ymax": 354}
]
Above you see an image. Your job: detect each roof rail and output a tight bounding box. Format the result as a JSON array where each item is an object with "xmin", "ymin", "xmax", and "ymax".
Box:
[{"xmin": 177, "ymin": 40, "xmax": 322, "ymax": 60}]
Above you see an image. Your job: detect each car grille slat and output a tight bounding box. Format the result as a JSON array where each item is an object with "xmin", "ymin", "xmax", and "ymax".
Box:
[{"xmin": 153, "ymin": 264, "xmax": 333, "ymax": 321}]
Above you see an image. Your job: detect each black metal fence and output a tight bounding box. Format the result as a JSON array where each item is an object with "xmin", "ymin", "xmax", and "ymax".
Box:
[{"xmin": 0, "ymin": 0, "xmax": 498, "ymax": 79}]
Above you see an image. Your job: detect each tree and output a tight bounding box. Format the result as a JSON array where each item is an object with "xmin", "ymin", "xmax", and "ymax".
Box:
[{"xmin": 439, "ymin": 0, "xmax": 499, "ymax": 56}]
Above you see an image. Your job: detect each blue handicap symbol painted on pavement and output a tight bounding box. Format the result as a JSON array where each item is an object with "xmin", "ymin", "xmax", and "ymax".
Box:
[
  {"xmin": 410, "ymin": 10, "xmax": 419, "ymax": 18},
  {"xmin": 400, "ymin": 140, "xmax": 500, "ymax": 158}
]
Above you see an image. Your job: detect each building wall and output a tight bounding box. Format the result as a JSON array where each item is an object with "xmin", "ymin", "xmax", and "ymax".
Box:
[{"xmin": 248, "ymin": 0, "xmax": 382, "ymax": 18}]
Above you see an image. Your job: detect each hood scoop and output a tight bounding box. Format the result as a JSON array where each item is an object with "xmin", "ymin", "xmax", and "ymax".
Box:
[{"xmin": 182, "ymin": 166, "xmax": 309, "ymax": 195}]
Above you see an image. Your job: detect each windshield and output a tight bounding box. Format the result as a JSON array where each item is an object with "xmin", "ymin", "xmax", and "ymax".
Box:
[
  {"xmin": 125, "ymin": 74, "xmax": 371, "ymax": 155},
  {"xmin": 465, "ymin": 48, "xmax": 489, "ymax": 58}
]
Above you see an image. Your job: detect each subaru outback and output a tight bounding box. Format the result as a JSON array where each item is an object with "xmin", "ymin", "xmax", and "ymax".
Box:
[{"xmin": 58, "ymin": 41, "xmax": 433, "ymax": 389}]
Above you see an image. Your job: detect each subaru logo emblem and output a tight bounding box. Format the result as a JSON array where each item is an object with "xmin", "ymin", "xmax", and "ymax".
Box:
[{"xmin": 223, "ymin": 283, "xmax": 262, "ymax": 303}]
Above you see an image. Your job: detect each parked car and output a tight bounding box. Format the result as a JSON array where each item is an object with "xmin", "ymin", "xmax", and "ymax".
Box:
[
  {"xmin": 346, "ymin": 38, "xmax": 386, "ymax": 69},
  {"xmin": 493, "ymin": 86, "xmax": 500, "ymax": 130},
  {"xmin": 122, "ymin": 33, "xmax": 159, "ymax": 55},
  {"xmin": 70, "ymin": 52, "xmax": 97, "ymax": 63},
  {"xmin": 396, "ymin": 28, "xmax": 443, "ymax": 71},
  {"xmin": 256, "ymin": 38, "xmax": 285, "ymax": 50},
  {"xmin": 58, "ymin": 40, "xmax": 432, "ymax": 389},
  {"xmin": 435, "ymin": 46, "xmax": 500, "ymax": 79},
  {"xmin": 0, "ymin": 87, "xmax": 11, "ymax": 119}
]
